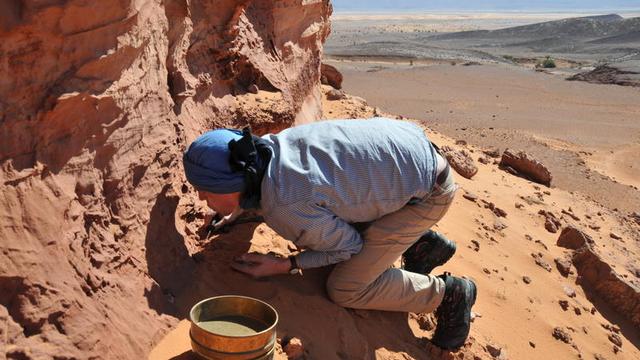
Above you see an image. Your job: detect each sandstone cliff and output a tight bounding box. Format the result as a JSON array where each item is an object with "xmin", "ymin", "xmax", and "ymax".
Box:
[{"xmin": 0, "ymin": 1, "xmax": 331, "ymax": 358}]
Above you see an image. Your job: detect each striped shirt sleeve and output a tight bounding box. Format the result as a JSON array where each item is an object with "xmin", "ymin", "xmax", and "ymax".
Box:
[{"xmin": 265, "ymin": 201, "xmax": 364, "ymax": 269}]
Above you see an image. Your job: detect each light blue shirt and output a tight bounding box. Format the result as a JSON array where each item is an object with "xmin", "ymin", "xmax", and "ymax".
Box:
[{"xmin": 260, "ymin": 118, "xmax": 438, "ymax": 269}]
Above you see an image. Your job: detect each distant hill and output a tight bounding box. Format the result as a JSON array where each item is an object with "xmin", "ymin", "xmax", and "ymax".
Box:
[
  {"xmin": 588, "ymin": 29, "xmax": 640, "ymax": 44},
  {"xmin": 432, "ymin": 14, "xmax": 640, "ymax": 40}
]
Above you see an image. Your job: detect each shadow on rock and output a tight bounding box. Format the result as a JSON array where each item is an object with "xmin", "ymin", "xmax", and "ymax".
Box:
[{"xmin": 145, "ymin": 185, "xmax": 195, "ymax": 317}]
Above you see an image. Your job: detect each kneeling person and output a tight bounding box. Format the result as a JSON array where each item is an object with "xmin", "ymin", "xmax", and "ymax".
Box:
[{"xmin": 183, "ymin": 118, "xmax": 477, "ymax": 350}]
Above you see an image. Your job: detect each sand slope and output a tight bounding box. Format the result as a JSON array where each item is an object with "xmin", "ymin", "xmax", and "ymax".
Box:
[{"xmin": 150, "ymin": 88, "xmax": 640, "ymax": 359}]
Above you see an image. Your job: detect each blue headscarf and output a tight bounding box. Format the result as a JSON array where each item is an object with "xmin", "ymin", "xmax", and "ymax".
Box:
[{"xmin": 183, "ymin": 129, "xmax": 244, "ymax": 194}]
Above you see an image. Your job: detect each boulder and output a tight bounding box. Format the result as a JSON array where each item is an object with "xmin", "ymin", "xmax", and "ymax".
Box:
[
  {"xmin": 500, "ymin": 149, "xmax": 552, "ymax": 186},
  {"xmin": 326, "ymin": 88, "xmax": 346, "ymax": 101},
  {"xmin": 573, "ymin": 246, "xmax": 640, "ymax": 328},
  {"xmin": 557, "ymin": 226, "xmax": 593, "ymax": 250},
  {"xmin": 321, "ymin": 63, "xmax": 343, "ymax": 89},
  {"xmin": 441, "ymin": 146, "xmax": 478, "ymax": 179}
]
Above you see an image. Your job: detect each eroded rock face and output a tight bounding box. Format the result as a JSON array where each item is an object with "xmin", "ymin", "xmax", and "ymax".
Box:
[
  {"xmin": 0, "ymin": 0, "xmax": 332, "ymax": 358},
  {"xmin": 500, "ymin": 149, "xmax": 552, "ymax": 186},
  {"xmin": 573, "ymin": 246, "xmax": 640, "ymax": 328}
]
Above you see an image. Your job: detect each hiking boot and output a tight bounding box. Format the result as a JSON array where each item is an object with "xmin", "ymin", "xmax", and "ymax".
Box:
[
  {"xmin": 431, "ymin": 273, "xmax": 477, "ymax": 350},
  {"xmin": 402, "ymin": 231, "xmax": 456, "ymax": 274}
]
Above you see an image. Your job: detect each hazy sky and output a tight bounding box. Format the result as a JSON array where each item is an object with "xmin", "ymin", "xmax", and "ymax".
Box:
[{"xmin": 332, "ymin": 0, "xmax": 640, "ymax": 11}]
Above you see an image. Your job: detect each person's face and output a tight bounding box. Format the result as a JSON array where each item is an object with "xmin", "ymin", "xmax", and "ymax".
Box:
[{"xmin": 197, "ymin": 190, "xmax": 241, "ymax": 216}]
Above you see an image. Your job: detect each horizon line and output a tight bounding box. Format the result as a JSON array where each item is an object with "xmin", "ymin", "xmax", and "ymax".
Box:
[{"xmin": 332, "ymin": 8, "xmax": 640, "ymax": 14}]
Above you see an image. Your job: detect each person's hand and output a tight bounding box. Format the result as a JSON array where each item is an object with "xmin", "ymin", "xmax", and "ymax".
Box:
[{"xmin": 231, "ymin": 253, "xmax": 291, "ymax": 278}]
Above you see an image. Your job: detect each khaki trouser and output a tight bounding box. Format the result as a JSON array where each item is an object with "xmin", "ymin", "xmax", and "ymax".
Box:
[{"xmin": 326, "ymin": 169, "xmax": 458, "ymax": 313}]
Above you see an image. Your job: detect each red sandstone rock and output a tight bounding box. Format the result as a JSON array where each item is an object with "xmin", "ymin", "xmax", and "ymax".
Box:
[
  {"xmin": 0, "ymin": 1, "xmax": 332, "ymax": 358},
  {"xmin": 539, "ymin": 210, "xmax": 562, "ymax": 233},
  {"xmin": 500, "ymin": 149, "xmax": 552, "ymax": 186},
  {"xmin": 321, "ymin": 63, "xmax": 343, "ymax": 89},
  {"xmin": 284, "ymin": 337, "xmax": 305, "ymax": 359},
  {"xmin": 552, "ymin": 327, "xmax": 573, "ymax": 344},
  {"xmin": 463, "ymin": 192, "xmax": 479, "ymax": 202},
  {"xmin": 557, "ymin": 226, "xmax": 593, "ymax": 249},
  {"xmin": 441, "ymin": 146, "xmax": 478, "ymax": 179},
  {"xmin": 554, "ymin": 257, "xmax": 573, "ymax": 277},
  {"xmin": 573, "ymin": 246, "xmax": 640, "ymax": 328},
  {"xmin": 326, "ymin": 88, "xmax": 346, "ymax": 101}
]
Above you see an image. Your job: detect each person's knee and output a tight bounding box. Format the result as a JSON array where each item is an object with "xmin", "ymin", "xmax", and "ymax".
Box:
[{"xmin": 326, "ymin": 277, "xmax": 361, "ymax": 307}]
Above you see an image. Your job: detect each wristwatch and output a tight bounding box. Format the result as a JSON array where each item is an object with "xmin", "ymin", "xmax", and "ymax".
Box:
[{"xmin": 288, "ymin": 256, "xmax": 302, "ymax": 275}]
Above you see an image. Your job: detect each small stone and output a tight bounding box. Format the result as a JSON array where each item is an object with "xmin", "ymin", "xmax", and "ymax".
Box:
[
  {"xmin": 545, "ymin": 219, "xmax": 559, "ymax": 233},
  {"xmin": 515, "ymin": 203, "xmax": 524, "ymax": 209},
  {"xmin": 483, "ymin": 268, "xmax": 491, "ymax": 275},
  {"xmin": 610, "ymin": 324, "xmax": 621, "ymax": 334},
  {"xmin": 531, "ymin": 253, "xmax": 552, "ymax": 272},
  {"xmin": 483, "ymin": 201, "xmax": 507, "ymax": 217},
  {"xmin": 529, "ymin": 341, "xmax": 536, "ymax": 348},
  {"xmin": 283, "ymin": 337, "xmax": 304, "ymax": 359},
  {"xmin": 493, "ymin": 207, "xmax": 508, "ymax": 218},
  {"xmin": 471, "ymin": 311, "xmax": 482, "ymax": 323},
  {"xmin": 456, "ymin": 139, "xmax": 468, "ymax": 146},
  {"xmin": 247, "ymin": 84, "xmax": 259, "ymax": 94},
  {"xmin": 415, "ymin": 313, "xmax": 436, "ymax": 331},
  {"xmin": 607, "ymin": 333, "xmax": 622, "ymax": 347},
  {"xmin": 552, "ymin": 327, "xmax": 572, "ymax": 344},
  {"xmin": 554, "ymin": 258, "xmax": 572, "ymax": 277},
  {"xmin": 534, "ymin": 239, "xmax": 548, "ymax": 251},
  {"xmin": 493, "ymin": 219, "xmax": 508, "ymax": 231},
  {"xmin": 559, "ymin": 300, "xmax": 569, "ymax": 311},
  {"xmin": 470, "ymin": 240, "xmax": 480, "ymax": 252},
  {"xmin": 574, "ymin": 307, "xmax": 582, "ymax": 315},
  {"xmin": 326, "ymin": 89, "xmax": 345, "ymax": 101},
  {"xmin": 463, "ymin": 192, "xmax": 479, "ymax": 202},
  {"xmin": 483, "ymin": 147, "xmax": 501, "ymax": 158},
  {"xmin": 609, "ymin": 232, "xmax": 622, "ymax": 240},
  {"xmin": 594, "ymin": 354, "xmax": 606, "ymax": 360},
  {"xmin": 486, "ymin": 344, "xmax": 506, "ymax": 359},
  {"xmin": 522, "ymin": 276, "xmax": 532, "ymax": 284},
  {"xmin": 562, "ymin": 285, "xmax": 576, "ymax": 298}
]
